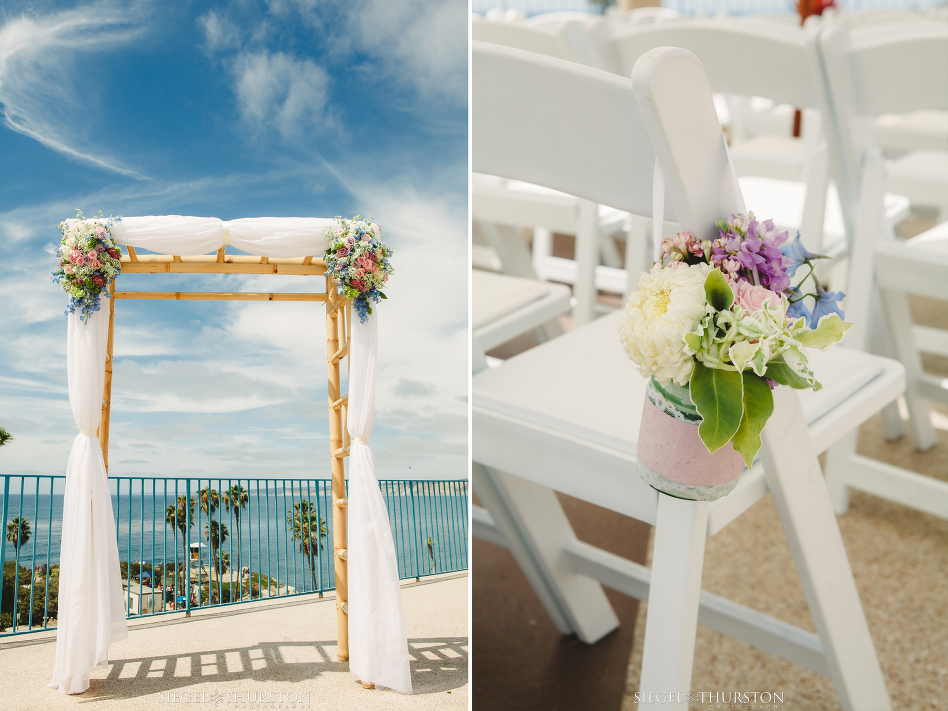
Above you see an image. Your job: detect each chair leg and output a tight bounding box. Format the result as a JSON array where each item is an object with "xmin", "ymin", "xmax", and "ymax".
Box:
[
  {"xmin": 823, "ymin": 431, "xmax": 855, "ymax": 515},
  {"xmin": 473, "ymin": 463, "xmax": 620, "ymax": 644},
  {"xmin": 638, "ymin": 495, "xmax": 708, "ymax": 711},
  {"xmin": 879, "ymin": 288, "xmax": 938, "ymax": 451},
  {"xmin": 760, "ymin": 388, "xmax": 891, "ymax": 711}
]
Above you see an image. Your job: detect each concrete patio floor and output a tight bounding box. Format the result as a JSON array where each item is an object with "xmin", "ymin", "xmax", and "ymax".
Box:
[{"xmin": 0, "ymin": 572, "xmax": 468, "ymax": 711}]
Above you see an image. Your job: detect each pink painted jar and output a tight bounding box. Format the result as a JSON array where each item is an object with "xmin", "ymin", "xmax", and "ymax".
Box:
[{"xmin": 636, "ymin": 377, "xmax": 745, "ymax": 501}]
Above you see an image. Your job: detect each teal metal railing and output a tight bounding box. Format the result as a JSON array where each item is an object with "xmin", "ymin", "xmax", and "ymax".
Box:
[{"xmin": 0, "ymin": 476, "xmax": 468, "ymax": 636}]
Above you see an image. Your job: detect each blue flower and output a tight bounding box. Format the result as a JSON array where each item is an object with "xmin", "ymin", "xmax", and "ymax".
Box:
[
  {"xmin": 781, "ymin": 232, "xmax": 826, "ymax": 278},
  {"xmin": 809, "ymin": 285, "xmax": 845, "ymax": 328},
  {"xmin": 787, "ymin": 285, "xmax": 811, "ymax": 323}
]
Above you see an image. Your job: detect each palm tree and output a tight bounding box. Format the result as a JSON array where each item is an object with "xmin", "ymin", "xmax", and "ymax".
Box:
[
  {"xmin": 222, "ymin": 485, "xmax": 249, "ymax": 595},
  {"xmin": 286, "ymin": 501, "xmax": 327, "ymax": 591},
  {"xmin": 427, "ymin": 537, "xmax": 437, "ymax": 574},
  {"xmin": 204, "ymin": 520, "xmax": 229, "ymax": 579},
  {"xmin": 198, "ymin": 488, "xmax": 220, "ymax": 578},
  {"xmin": 6, "ymin": 516, "xmax": 30, "ymax": 551},
  {"xmin": 0, "ymin": 428, "xmax": 12, "ymax": 448},
  {"xmin": 165, "ymin": 496, "xmax": 194, "ymax": 591}
]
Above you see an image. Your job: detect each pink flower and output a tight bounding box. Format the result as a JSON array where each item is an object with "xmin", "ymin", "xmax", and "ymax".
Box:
[
  {"xmin": 92, "ymin": 274, "xmax": 104, "ymax": 287},
  {"xmin": 354, "ymin": 268, "xmax": 365, "ymax": 278},
  {"xmin": 351, "ymin": 278, "xmax": 365, "ymax": 291},
  {"xmin": 87, "ymin": 250, "xmax": 97, "ymax": 260},
  {"xmin": 731, "ymin": 279, "xmax": 781, "ymax": 313},
  {"xmin": 360, "ymin": 234, "xmax": 370, "ymax": 242},
  {"xmin": 90, "ymin": 259, "xmax": 101, "ymax": 269},
  {"xmin": 95, "ymin": 226, "xmax": 106, "ymax": 238},
  {"xmin": 95, "ymin": 244, "xmax": 105, "ymax": 253},
  {"xmin": 346, "ymin": 236, "xmax": 356, "ymax": 246},
  {"xmin": 336, "ymin": 247, "xmax": 349, "ymax": 257},
  {"xmin": 75, "ymin": 255, "xmax": 85, "ymax": 266},
  {"xmin": 64, "ymin": 265, "xmax": 74, "ymax": 274}
]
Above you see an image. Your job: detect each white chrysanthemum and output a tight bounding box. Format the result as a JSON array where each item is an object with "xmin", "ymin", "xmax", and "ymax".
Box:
[{"xmin": 619, "ymin": 262, "xmax": 711, "ymax": 386}]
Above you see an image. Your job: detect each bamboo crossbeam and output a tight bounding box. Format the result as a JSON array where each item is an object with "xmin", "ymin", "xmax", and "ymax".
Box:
[
  {"xmin": 331, "ymin": 394, "xmax": 348, "ymax": 410},
  {"xmin": 333, "ymin": 446, "xmax": 350, "ymax": 458},
  {"xmin": 336, "ymin": 549, "xmax": 348, "ymax": 560},
  {"xmin": 127, "ymin": 246, "xmax": 139, "ymax": 262},
  {"xmin": 328, "ymin": 298, "xmax": 345, "ymax": 318},
  {"xmin": 330, "ymin": 342, "xmax": 349, "ymax": 364},
  {"xmin": 119, "ymin": 254, "xmax": 326, "ymax": 275},
  {"xmin": 113, "ymin": 291, "xmax": 327, "ymax": 302}
]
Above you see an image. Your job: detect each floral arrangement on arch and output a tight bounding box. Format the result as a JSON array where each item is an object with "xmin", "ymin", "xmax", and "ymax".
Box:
[
  {"xmin": 51, "ymin": 210, "xmax": 123, "ymax": 324},
  {"xmin": 620, "ymin": 212, "xmax": 851, "ymax": 470},
  {"xmin": 323, "ymin": 216, "xmax": 394, "ymax": 322}
]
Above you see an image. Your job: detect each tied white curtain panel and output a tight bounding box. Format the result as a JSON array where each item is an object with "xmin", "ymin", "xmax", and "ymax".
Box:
[
  {"xmin": 48, "ymin": 310, "xmax": 128, "ymax": 695},
  {"xmin": 347, "ymin": 312, "xmax": 413, "ymax": 694},
  {"xmin": 108, "ymin": 215, "xmax": 339, "ymax": 257}
]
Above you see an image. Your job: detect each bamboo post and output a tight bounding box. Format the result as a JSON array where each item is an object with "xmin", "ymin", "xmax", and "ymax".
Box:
[
  {"xmin": 326, "ymin": 276, "xmax": 349, "ymax": 661},
  {"xmin": 98, "ymin": 280, "xmax": 116, "ymax": 472}
]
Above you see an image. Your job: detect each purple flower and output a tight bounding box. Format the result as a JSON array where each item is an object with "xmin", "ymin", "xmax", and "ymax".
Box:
[{"xmin": 809, "ymin": 284, "xmax": 845, "ymax": 328}]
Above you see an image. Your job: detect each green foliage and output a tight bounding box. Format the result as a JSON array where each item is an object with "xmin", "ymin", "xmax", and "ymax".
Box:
[
  {"xmin": 0, "ymin": 428, "xmax": 12, "ymax": 448},
  {"xmin": 704, "ymin": 269, "xmax": 734, "ymax": 312},
  {"xmin": 730, "ymin": 372, "xmax": 775, "ymax": 467},
  {"xmin": 793, "ymin": 313, "xmax": 853, "ymax": 349},
  {"xmin": 0, "ymin": 561, "xmax": 58, "ymax": 631},
  {"xmin": 763, "ymin": 354, "xmax": 813, "ymax": 389},
  {"xmin": 287, "ymin": 500, "xmax": 327, "ymax": 591},
  {"xmin": 689, "ymin": 361, "xmax": 744, "ymax": 453}
]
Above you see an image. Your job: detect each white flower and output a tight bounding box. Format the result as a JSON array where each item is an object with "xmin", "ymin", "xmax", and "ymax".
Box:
[{"xmin": 619, "ymin": 262, "xmax": 711, "ymax": 386}]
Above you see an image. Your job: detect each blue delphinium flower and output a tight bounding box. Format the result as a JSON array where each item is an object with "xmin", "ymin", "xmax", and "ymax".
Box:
[
  {"xmin": 781, "ymin": 232, "xmax": 827, "ymax": 279},
  {"xmin": 809, "ymin": 284, "xmax": 845, "ymax": 328}
]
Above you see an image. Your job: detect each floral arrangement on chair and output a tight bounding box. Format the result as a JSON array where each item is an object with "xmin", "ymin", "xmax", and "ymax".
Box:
[
  {"xmin": 620, "ymin": 213, "xmax": 851, "ymax": 500},
  {"xmin": 51, "ymin": 211, "xmax": 123, "ymax": 324},
  {"xmin": 323, "ymin": 216, "xmax": 394, "ymax": 323}
]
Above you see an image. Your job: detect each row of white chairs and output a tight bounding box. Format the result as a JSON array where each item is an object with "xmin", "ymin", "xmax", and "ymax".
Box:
[
  {"xmin": 470, "ymin": 15, "xmax": 947, "ymax": 711},
  {"xmin": 472, "ymin": 11, "xmax": 946, "ymax": 336}
]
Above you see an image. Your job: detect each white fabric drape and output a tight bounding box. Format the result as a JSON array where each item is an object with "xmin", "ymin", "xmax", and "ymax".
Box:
[
  {"xmin": 48, "ymin": 310, "xmax": 128, "ymax": 695},
  {"xmin": 347, "ymin": 312, "xmax": 413, "ymax": 694},
  {"xmin": 109, "ymin": 215, "xmax": 336, "ymax": 257}
]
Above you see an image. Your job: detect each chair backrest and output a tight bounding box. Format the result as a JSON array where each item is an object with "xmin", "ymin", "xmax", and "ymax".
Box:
[
  {"xmin": 472, "ymin": 16, "xmax": 599, "ymax": 67},
  {"xmin": 606, "ymin": 19, "xmax": 818, "ymax": 110},
  {"xmin": 473, "ymin": 41, "xmax": 740, "ymax": 238},
  {"xmin": 817, "ymin": 20, "xmax": 948, "ymax": 212}
]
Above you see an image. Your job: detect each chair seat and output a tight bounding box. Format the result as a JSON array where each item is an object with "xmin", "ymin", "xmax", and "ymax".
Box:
[
  {"xmin": 473, "ymin": 172, "xmax": 629, "ymax": 235},
  {"xmin": 738, "ymin": 176, "xmax": 911, "ymax": 249},
  {"xmin": 473, "ymin": 270, "xmax": 572, "ymax": 352},
  {"xmin": 730, "ymin": 135, "xmax": 805, "ymax": 182},
  {"xmin": 873, "ymin": 109, "xmax": 948, "ymax": 152},
  {"xmin": 906, "ymin": 220, "xmax": 948, "ymax": 250},
  {"xmin": 887, "ymin": 150, "xmax": 948, "ymax": 209},
  {"xmin": 474, "ymin": 310, "xmax": 905, "ymax": 530}
]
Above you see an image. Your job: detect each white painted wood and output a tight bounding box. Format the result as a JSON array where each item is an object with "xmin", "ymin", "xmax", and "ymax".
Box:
[
  {"xmin": 914, "ymin": 324, "xmax": 948, "ymax": 358},
  {"xmin": 473, "ymin": 464, "xmax": 621, "ymax": 644},
  {"xmin": 473, "ymin": 271, "xmax": 572, "ymax": 352},
  {"xmin": 878, "ymin": 288, "xmax": 938, "ymax": 450},
  {"xmin": 844, "ymin": 455, "xmax": 948, "ymax": 520},
  {"xmin": 573, "ymin": 199, "xmax": 599, "ymax": 326},
  {"xmin": 639, "ymin": 496, "xmax": 708, "ymax": 709},
  {"xmin": 758, "ymin": 387, "xmax": 891, "ymax": 711}
]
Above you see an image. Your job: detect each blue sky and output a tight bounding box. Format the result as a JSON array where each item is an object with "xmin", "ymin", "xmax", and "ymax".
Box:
[{"xmin": 0, "ymin": 0, "xmax": 469, "ymax": 482}]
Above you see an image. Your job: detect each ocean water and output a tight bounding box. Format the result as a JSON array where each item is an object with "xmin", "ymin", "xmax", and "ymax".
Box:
[{"xmin": 0, "ymin": 479, "xmax": 468, "ymax": 592}]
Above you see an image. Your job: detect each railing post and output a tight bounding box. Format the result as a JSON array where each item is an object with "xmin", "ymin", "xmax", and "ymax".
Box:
[
  {"xmin": 0, "ymin": 477, "xmax": 9, "ymax": 624},
  {"xmin": 185, "ymin": 478, "xmax": 191, "ymax": 618},
  {"xmin": 410, "ymin": 481, "xmax": 420, "ymax": 582}
]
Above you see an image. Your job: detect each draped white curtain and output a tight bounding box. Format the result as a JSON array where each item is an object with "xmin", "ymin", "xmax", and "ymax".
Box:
[
  {"xmin": 109, "ymin": 215, "xmax": 338, "ymax": 256},
  {"xmin": 48, "ymin": 310, "xmax": 128, "ymax": 695},
  {"xmin": 347, "ymin": 312, "xmax": 413, "ymax": 694}
]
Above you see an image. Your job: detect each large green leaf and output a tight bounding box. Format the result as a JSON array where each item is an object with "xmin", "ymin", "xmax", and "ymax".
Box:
[
  {"xmin": 764, "ymin": 354, "xmax": 811, "ymax": 389},
  {"xmin": 731, "ymin": 371, "xmax": 775, "ymax": 467},
  {"xmin": 704, "ymin": 269, "xmax": 734, "ymax": 312},
  {"xmin": 794, "ymin": 313, "xmax": 853, "ymax": 349},
  {"xmin": 689, "ymin": 361, "xmax": 744, "ymax": 453}
]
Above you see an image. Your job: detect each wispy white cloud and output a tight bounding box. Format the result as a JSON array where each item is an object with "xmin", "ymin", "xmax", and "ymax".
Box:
[
  {"xmin": 233, "ymin": 51, "xmax": 335, "ymax": 140},
  {"xmin": 0, "ymin": 2, "xmax": 149, "ymax": 177}
]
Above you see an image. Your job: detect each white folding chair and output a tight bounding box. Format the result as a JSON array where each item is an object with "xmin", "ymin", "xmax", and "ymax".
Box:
[
  {"xmin": 472, "ymin": 41, "xmax": 899, "ymax": 710},
  {"xmin": 812, "ymin": 19, "xmax": 948, "ymax": 518},
  {"xmin": 604, "ymin": 17, "xmax": 910, "ymax": 267}
]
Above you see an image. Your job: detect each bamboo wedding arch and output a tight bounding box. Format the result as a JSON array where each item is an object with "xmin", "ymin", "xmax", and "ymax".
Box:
[{"xmin": 97, "ymin": 244, "xmax": 357, "ymax": 662}]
